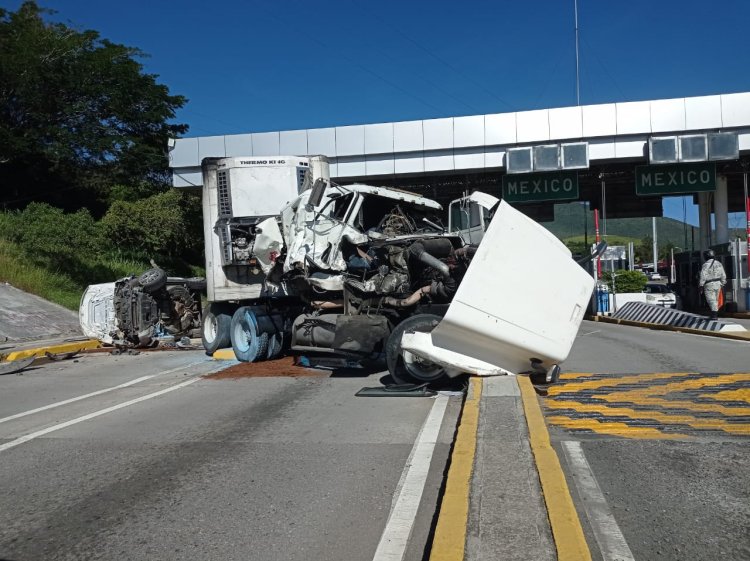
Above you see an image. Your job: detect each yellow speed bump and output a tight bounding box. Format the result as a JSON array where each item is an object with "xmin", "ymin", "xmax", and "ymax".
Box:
[{"xmin": 518, "ymin": 376, "xmax": 592, "ymax": 561}]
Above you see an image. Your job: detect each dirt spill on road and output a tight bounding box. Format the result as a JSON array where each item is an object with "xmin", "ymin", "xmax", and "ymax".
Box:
[{"xmin": 204, "ymin": 356, "xmax": 328, "ymax": 379}]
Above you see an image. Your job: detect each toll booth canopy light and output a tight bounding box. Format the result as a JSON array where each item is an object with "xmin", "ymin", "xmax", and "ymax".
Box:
[
  {"xmin": 507, "ymin": 148, "xmax": 533, "ymax": 173},
  {"xmin": 650, "ymin": 133, "xmax": 738, "ymax": 164},
  {"xmin": 561, "ymin": 143, "xmax": 589, "ymax": 169},
  {"xmin": 533, "ymin": 145, "xmax": 559, "ymax": 171},
  {"xmin": 507, "ymin": 142, "xmax": 589, "ymax": 174}
]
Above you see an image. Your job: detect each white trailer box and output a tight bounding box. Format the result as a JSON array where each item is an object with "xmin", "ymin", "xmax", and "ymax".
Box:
[{"xmin": 202, "ymin": 156, "xmax": 329, "ymax": 302}]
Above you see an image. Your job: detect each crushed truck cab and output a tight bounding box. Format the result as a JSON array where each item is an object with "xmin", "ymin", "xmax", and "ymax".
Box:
[{"xmin": 198, "ymin": 155, "xmax": 596, "ymax": 385}]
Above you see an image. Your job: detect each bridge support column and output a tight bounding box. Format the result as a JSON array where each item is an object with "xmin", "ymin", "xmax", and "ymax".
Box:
[
  {"xmin": 714, "ymin": 175, "xmax": 729, "ymax": 245},
  {"xmin": 698, "ymin": 191, "xmax": 712, "ymax": 252}
]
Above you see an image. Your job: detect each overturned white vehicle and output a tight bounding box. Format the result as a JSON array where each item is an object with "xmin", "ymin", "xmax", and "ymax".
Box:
[
  {"xmin": 200, "ymin": 156, "xmax": 596, "ymax": 385},
  {"xmin": 80, "ymin": 269, "xmax": 205, "ymax": 347}
]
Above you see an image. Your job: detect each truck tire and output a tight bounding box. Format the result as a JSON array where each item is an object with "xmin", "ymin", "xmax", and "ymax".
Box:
[
  {"xmin": 386, "ymin": 314, "xmax": 448, "ymax": 385},
  {"xmin": 138, "ymin": 268, "xmax": 167, "ymax": 293},
  {"xmin": 230, "ymin": 306, "xmax": 269, "ymax": 362},
  {"xmin": 202, "ymin": 303, "xmax": 232, "ymax": 355}
]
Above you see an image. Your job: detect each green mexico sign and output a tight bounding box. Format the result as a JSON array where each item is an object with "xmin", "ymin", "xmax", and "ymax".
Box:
[
  {"xmin": 635, "ymin": 163, "xmax": 716, "ymax": 196},
  {"xmin": 502, "ymin": 171, "xmax": 579, "ymax": 203}
]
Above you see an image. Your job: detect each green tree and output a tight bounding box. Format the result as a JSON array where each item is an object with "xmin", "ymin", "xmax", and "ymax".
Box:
[
  {"xmin": 100, "ymin": 189, "xmax": 202, "ymax": 259},
  {"xmin": 0, "ymin": 2, "xmax": 187, "ymax": 211},
  {"xmin": 601, "ymin": 270, "xmax": 648, "ymax": 293}
]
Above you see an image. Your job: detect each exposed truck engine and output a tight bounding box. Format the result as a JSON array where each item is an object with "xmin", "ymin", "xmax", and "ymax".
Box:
[{"xmin": 200, "ymin": 155, "xmax": 597, "ymax": 385}]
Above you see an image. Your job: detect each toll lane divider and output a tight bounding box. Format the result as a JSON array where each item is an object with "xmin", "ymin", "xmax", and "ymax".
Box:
[
  {"xmin": 430, "ymin": 377, "xmax": 592, "ymax": 561},
  {"xmin": 589, "ymin": 315, "xmax": 750, "ymax": 342},
  {"xmin": 518, "ymin": 376, "xmax": 593, "ymax": 561}
]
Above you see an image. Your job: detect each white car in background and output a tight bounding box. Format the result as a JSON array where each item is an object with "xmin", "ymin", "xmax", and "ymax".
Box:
[{"xmin": 643, "ymin": 282, "xmax": 679, "ymax": 309}]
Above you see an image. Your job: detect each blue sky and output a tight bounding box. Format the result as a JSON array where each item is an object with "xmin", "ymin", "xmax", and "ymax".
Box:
[{"xmin": 4, "ymin": 0, "xmax": 750, "ymax": 227}]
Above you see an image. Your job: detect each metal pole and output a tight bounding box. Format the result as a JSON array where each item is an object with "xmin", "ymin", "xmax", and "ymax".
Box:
[
  {"xmin": 595, "ymin": 208, "xmax": 601, "ymax": 277},
  {"xmin": 574, "ymin": 0, "xmax": 581, "ymax": 105},
  {"xmin": 583, "ymin": 201, "xmax": 588, "ymax": 248},
  {"xmin": 601, "ymin": 178, "xmax": 607, "ymax": 237},
  {"xmin": 652, "ymin": 217, "xmax": 658, "ymax": 276},
  {"xmin": 745, "ymin": 171, "xmax": 749, "ymax": 277}
]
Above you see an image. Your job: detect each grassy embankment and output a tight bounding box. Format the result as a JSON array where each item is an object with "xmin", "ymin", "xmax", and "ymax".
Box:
[{"xmin": 0, "ymin": 236, "xmax": 151, "ymax": 311}]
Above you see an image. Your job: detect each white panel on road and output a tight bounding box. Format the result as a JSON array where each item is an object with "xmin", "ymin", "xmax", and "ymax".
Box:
[
  {"xmin": 224, "ymin": 134, "xmax": 252, "ymax": 157},
  {"xmin": 616, "ymin": 101, "xmax": 651, "ymax": 135},
  {"xmin": 336, "ymin": 125, "xmax": 365, "ymax": 157},
  {"xmin": 251, "ymin": 131, "xmax": 280, "ymax": 156},
  {"xmin": 424, "ymin": 149, "xmax": 453, "ymax": 172},
  {"xmin": 307, "ymin": 127, "xmax": 336, "ymax": 156},
  {"xmin": 453, "ymin": 115, "xmax": 484, "ymax": 148},
  {"xmin": 454, "ymin": 147, "xmax": 484, "ymax": 170},
  {"xmin": 366, "ymin": 154, "xmax": 395, "ymax": 176},
  {"xmin": 394, "ymin": 152, "xmax": 424, "ymax": 174},
  {"xmin": 517, "ymin": 109, "xmax": 550, "ymax": 143},
  {"xmin": 394, "ymin": 120, "xmax": 424, "ymax": 152},
  {"xmin": 279, "ymin": 129, "xmax": 308, "ymax": 156},
  {"xmin": 583, "ymin": 104, "xmax": 617, "ymax": 138},
  {"xmin": 650, "ymin": 98, "xmax": 686, "ymax": 133},
  {"xmin": 365, "ymin": 122, "xmax": 394, "ymax": 154},
  {"xmin": 485, "ymin": 112, "xmax": 517, "ymax": 145},
  {"xmin": 169, "ymin": 137, "xmax": 199, "ymax": 167},
  {"xmin": 198, "ymin": 136, "xmax": 226, "ymax": 160},
  {"xmin": 721, "ymin": 92, "xmax": 750, "ymax": 127},
  {"xmin": 423, "ymin": 118, "xmax": 453, "ymax": 151},
  {"xmin": 549, "ymin": 106, "xmax": 583, "ymax": 140},
  {"xmin": 685, "ymin": 96, "xmax": 722, "ymax": 130}
]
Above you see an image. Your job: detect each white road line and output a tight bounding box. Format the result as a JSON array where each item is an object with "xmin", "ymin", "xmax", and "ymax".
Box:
[
  {"xmin": 562, "ymin": 440, "xmax": 636, "ymax": 561},
  {"xmin": 0, "ymin": 361, "xmax": 206, "ymax": 425},
  {"xmin": 372, "ymin": 395, "xmax": 449, "ymax": 561},
  {"xmin": 0, "ymin": 377, "xmax": 200, "ymax": 453}
]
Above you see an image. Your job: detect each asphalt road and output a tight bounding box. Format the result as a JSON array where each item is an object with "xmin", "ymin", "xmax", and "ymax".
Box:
[
  {"xmin": 548, "ymin": 320, "xmax": 750, "ymax": 561},
  {"xmin": 1, "ymin": 320, "xmax": 748, "ymax": 561},
  {"xmin": 0, "ymin": 351, "xmax": 461, "ymax": 561}
]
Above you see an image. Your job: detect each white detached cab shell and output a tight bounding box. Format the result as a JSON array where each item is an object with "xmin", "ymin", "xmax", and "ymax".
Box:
[{"xmin": 401, "ymin": 200, "xmax": 594, "ymax": 377}]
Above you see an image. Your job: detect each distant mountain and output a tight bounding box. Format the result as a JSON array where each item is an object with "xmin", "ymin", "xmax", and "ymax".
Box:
[{"xmin": 540, "ymin": 202, "xmax": 745, "ymax": 247}]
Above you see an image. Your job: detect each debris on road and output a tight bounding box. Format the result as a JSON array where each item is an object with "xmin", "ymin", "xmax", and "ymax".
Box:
[{"xmin": 0, "ymin": 356, "xmax": 35, "ymax": 375}]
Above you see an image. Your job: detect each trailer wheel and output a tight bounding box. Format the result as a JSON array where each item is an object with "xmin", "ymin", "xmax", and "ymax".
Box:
[
  {"xmin": 386, "ymin": 314, "xmax": 447, "ymax": 385},
  {"xmin": 230, "ymin": 307, "xmax": 269, "ymax": 362},
  {"xmin": 201, "ymin": 303, "xmax": 231, "ymax": 355}
]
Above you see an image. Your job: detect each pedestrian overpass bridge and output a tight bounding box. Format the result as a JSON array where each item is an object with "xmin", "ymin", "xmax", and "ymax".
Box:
[{"xmin": 169, "ymin": 91, "xmax": 750, "ymax": 248}]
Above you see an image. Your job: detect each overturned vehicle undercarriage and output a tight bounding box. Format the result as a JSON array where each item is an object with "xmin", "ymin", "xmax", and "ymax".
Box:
[{"xmin": 80, "ymin": 269, "xmax": 205, "ymax": 348}]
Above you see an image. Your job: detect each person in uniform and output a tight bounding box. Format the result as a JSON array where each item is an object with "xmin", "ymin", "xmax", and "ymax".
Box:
[{"xmin": 698, "ymin": 249, "xmax": 726, "ymax": 320}]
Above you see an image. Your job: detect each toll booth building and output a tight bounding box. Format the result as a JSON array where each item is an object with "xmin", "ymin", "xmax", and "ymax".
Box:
[{"xmin": 170, "ymin": 91, "xmax": 750, "ymax": 310}]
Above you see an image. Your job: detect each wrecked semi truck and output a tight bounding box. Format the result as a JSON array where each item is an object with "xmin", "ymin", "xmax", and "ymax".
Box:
[{"xmin": 200, "ymin": 155, "xmax": 595, "ymax": 384}]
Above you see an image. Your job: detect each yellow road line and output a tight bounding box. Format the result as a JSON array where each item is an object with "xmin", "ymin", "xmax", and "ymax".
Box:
[
  {"xmin": 2, "ymin": 340, "xmax": 101, "ymax": 362},
  {"xmin": 546, "ymin": 416, "xmax": 688, "ymax": 439},
  {"xmin": 430, "ymin": 377, "xmax": 481, "ymax": 561},
  {"xmin": 560, "ymin": 372, "xmax": 600, "ymax": 380},
  {"xmin": 547, "ymin": 372, "xmax": 691, "ymax": 395},
  {"xmin": 545, "ymin": 401, "xmax": 750, "ymax": 435},
  {"xmin": 518, "ymin": 376, "xmax": 592, "ymax": 561}
]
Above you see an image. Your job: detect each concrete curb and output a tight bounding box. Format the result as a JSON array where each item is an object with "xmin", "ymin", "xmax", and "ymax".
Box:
[
  {"xmin": 589, "ymin": 315, "xmax": 750, "ymax": 342},
  {"xmin": 1, "ymin": 340, "xmax": 102, "ymax": 363}
]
